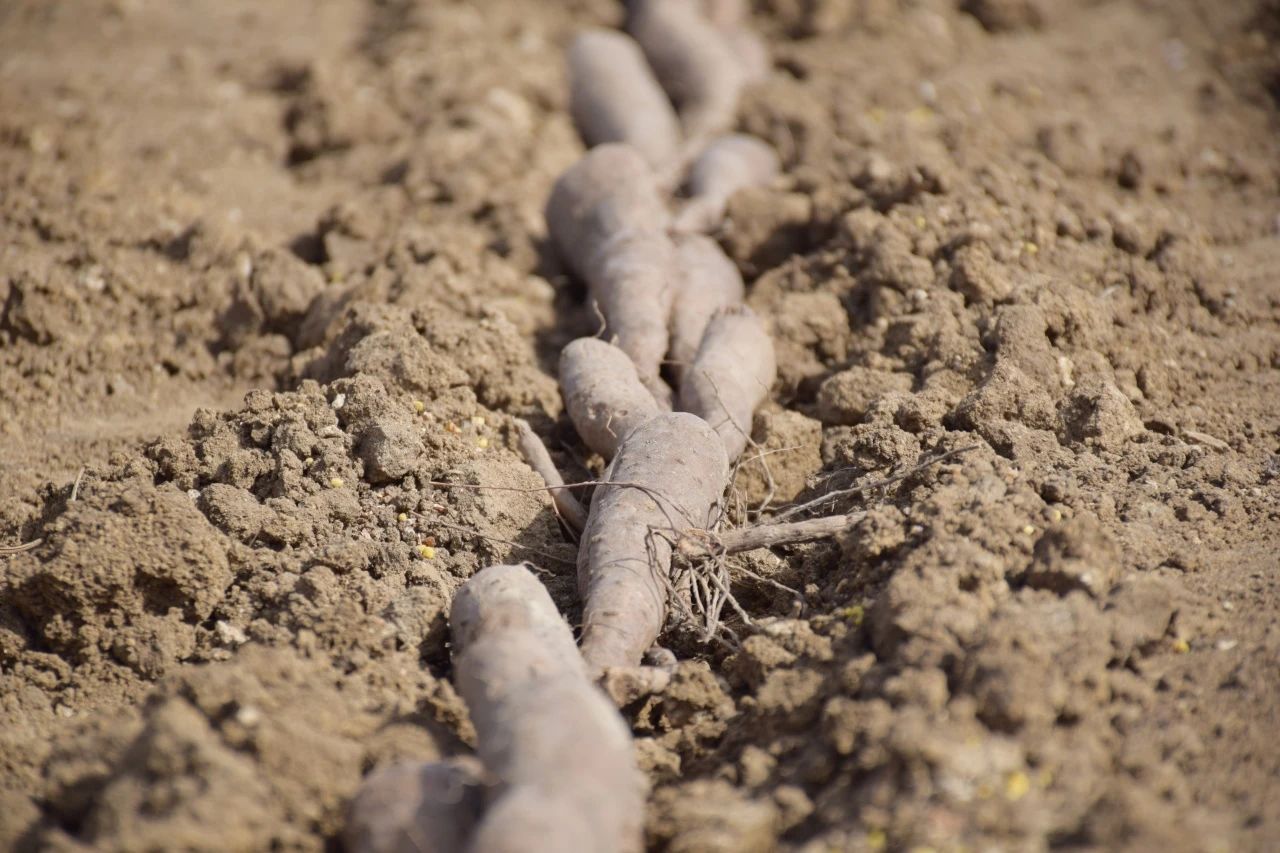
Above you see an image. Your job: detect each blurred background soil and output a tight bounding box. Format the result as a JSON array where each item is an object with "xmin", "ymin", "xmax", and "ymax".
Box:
[{"xmin": 1, "ymin": 0, "xmax": 1277, "ymax": 850}]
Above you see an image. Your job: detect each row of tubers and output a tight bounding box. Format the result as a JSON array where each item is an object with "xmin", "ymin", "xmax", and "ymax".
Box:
[{"xmin": 349, "ymin": 2, "xmax": 782, "ymax": 850}]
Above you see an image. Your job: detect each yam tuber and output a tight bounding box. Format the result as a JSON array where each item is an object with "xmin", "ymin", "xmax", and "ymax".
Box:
[
  {"xmin": 568, "ymin": 29, "xmax": 682, "ymax": 170},
  {"xmin": 677, "ymin": 306, "xmax": 776, "ymax": 462},
  {"xmin": 559, "ymin": 337, "xmax": 662, "ymax": 461},
  {"xmin": 545, "ymin": 144, "xmax": 678, "ymax": 396},
  {"xmin": 624, "ymin": 0, "xmax": 751, "ymax": 144},
  {"xmin": 577, "ymin": 413, "xmax": 729, "ymax": 674},
  {"xmin": 451, "ymin": 564, "xmax": 643, "ymax": 853},
  {"xmin": 674, "ymin": 133, "xmax": 780, "ymax": 233},
  {"xmin": 667, "ymin": 234, "xmax": 745, "ymax": 382}
]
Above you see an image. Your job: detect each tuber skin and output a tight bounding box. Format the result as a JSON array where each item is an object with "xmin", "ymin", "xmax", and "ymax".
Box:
[
  {"xmin": 578, "ymin": 413, "xmax": 729, "ymax": 674},
  {"xmin": 667, "ymin": 234, "xmax": 745, "ymax": 383},
  {"xmin": 345, "ymin": 758, "xmax": 485, "ymax": 853},
  {"xmin": 568, "ymin": 29, "xmax": 683, "ymax": 170},
  {"xmin": 451, "ymin": 564, "xmax": 643, "ymax": 853},
  {"xmin": 674, "ymin": 133, "xmax": 780, "ymax": 233},
  {"xmin": 677, "ymin": 306, "xmax": 776, "ymax": 462},
  {"xmin": 624, "ymin": 0, "xmax": 751, "ymax": 145},
  {"xmin": 545, "ymin": 144, "xmax": 678, "ymax": 396},
  {"xmin": 559, "ymin": 337, "xmax": 662, "ymax": 461},
  {"xmin": 697, "ymin": 0, "xmax": 770, "ymax": 82}
]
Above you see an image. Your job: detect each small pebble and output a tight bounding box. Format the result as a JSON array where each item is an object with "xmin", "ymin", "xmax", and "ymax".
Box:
[
  {"xmin": 236, "ymin": 705, "xmax": 262, "ymax": 727},
  {"xmin": 1005, "ymin": 771, "xmax": 1030, "ymax": 801}
]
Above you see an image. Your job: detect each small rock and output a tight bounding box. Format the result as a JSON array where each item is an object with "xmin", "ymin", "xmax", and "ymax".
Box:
[
  {"xmin": 1059, "ymin": 378, "xmax": 1144, "ymax": 450},
  {"xmin": 215, "ymin": 620, "xmax": 249, "ymax": 647},
  {"xmin": 816, "ymin": 367, "xmax": 913, "ymax": 425},
  {"xmin": 358, "ymin": 418, "xmax": 424, "ymax": 484}
]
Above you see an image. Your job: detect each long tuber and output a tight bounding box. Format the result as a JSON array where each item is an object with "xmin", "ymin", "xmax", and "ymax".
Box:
[
  {"xmin": 451, "ymin": 564, "xmax": 643, "ymax": 853},
  {"xmin": 677, "ymin": 306, "xmax": 776, "ymax": 462},
  {"xmin": 667, "ymin": 234, "xmax": 745, "ymax": 382},
  {"xmin": 559, "ymin": 337, "xmax": 662, "ymax": 461},
  {"xmin": 577, "ymin": 412, "xmax": 729, "ymax": 674},
  {"xmin": 624, "ymin": 0, "xmax": 752, "ymax": 145},
  {"xmin": 674, "ymin": 133, "xmax": 780, "ymax": 233},
  {"xmin": 545, "ymin": 144, "xmax": 678, "ymax": 397},
  {"xmin": 567, "ymin": 29, "xmax": 682, "ymax": 170}
]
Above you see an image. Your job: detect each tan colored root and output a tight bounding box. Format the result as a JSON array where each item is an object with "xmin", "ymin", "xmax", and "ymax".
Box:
[
  {"xmin": 667, "ymin": 234, "xmax": 745, "ymax": 383},
  {"xmin": 559, "ymin": 338, "xmax": 662, "ymax": 461},
  {"xmin": 578, "ymin": 412, "xmax": 729, "ymax": 674},
  {"xmin": 544, "ymin": 144, "xmax": 669, "ymax": 284},
  {"xmin": 677, "ymin": 511, "xmax": 868, "ymax": 559},
  {"xmin": 588, "ymin": 231, "xmax": 679, "ymax": 401},
  {"xmin": 512, "ymin": 418, "xmax": 587, "ymax": 533},
  {"xmin": 625, "ymin": 0, "xmax": 751, "ymax": 143},
  {"xmin": 545, "ymin": 145, "xmax": 678, "ymax": 390},
  {"xmin": 451, "ymin": 564, "xmax": 643, "ymax": 853},
  {"xmin": 673, "ymin": 134, "xmax": 780, "ymax": 233},
  {"xmin": 567, "ymin": 29, "xmax": 682, "ymax": 169},
  {"xmin": 677, "ymin": 306, "xmax": 776, "ymax": 463}
]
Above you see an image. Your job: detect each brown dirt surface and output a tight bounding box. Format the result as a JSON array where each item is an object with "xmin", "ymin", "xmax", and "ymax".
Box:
[{"xmin": 2, "ymin": 0, "xmax": 1278, "ymax": 851}]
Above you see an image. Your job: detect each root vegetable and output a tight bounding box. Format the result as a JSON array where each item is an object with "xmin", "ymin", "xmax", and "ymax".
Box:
[
  {"xmin": 674, "ymin": 134, "xmax": 780, "ymax": 233},
  {"xmin": 668, "ymin": 234, "xmax": 744, "ymax": 382},
  {"xmin": 345, "ymin": 758, "xmax": 485, "ymax": 853},
  {"xmin": 513, "ymin": 418, "xmax": 587, "ymax": 532},
  {"xmin": 545, "ymin": 144, "xmax": 678, "ymax": 393},
  {"xmin": 577, "ymin": 412, "xmax": 729, "ymax": 674},
  {"xmin": 559, "ymin": 338, "xmax": 662, "ymax": 461},
  {"xmin": 451, "ymin": 564, "xmax": 643, "ymax": 853},
  {"xmin": 568, "ymin": 30, "xmax": 683, "ymax": 170},
  {"xmin": 677, "ymin": 306, "xmax": 776, "ymax": 462},
  {"xmin": 624, "ymin": 0, "xmax": 751, "ymax": 143},
  {"xmin": 700, "ymin": 0, "xmax": 749, "ymax": 28}
]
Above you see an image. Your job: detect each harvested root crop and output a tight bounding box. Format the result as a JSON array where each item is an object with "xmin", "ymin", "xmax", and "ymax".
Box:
[
  {"xmin": 578, "ymin": 412, "xmax": 729, "ymax": 674},
  {"xmin": 345, "ymin": 758, "xmax": 485, "ymax": 853},
  {"xmin": 667, "ymin": 234, "xmax": 745, "ymax": 382},
  {"xmin": 677, "ymin": 306, "xmax": 776, "ymax": 462},
  {"xmin": 674, "ymin": 134, "xmax": 780, "ymax": 233},
  {"xmin": 699, "ymin": 0, "xmax": 770, "ymax": 82},
  {"xmin": 625, "ymin": 0, "xmax": 753, "ymax": 144},
  {"xmin": 451, "ymin": 564, "xmax": 643, "ymax": 853},
  {"xmin": 513, "ymin": 418, "xmax": 588, "ymax": 532},
  {"xmin": 546, "ymin": 144, "xmax": 678, "ymax": 395},
  {"xmin": 567, "ymin": 29, "xmax": 682, "ymax": 170},
  {"xmin": 559, "ymin": 338, "xmax": 662, "ymax": 461}
]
